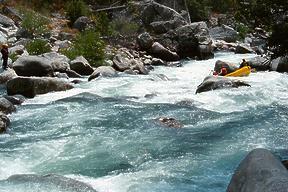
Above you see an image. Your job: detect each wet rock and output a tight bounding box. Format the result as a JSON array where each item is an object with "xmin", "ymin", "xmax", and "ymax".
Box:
[
  {"xmin": 71, "ymin": 79, "xmax": 83, "ymax": 84},
  {"xmin": 50, "ymin": 61, "xmax": 70, "ymax": 73},
  {"xmin": 227, "ymin": 148, "xmax": 288, "ymax": 192},
  {"xmin": 54, "ymin": 72, "xmax": 69, "ymax": 79},
  {"xmin": 214, "ymin": 60, "xmax": 238, "ymax": 74},
  {"xmin": 196, "ymin": 75, "xmax": 250, "ymax": 94},
  {"xmin": 210, "ymin": 24, "xmax": 238, "ymax": 43},
  {"xmin": 0, "ymin": 68, "xmax": 17, "ymax": 84},
  {"xmin": 137, "ymin": 32, "xmax": 154, "ymax": 51},
  {"xmin": 0, "ymin": 112, "xmax": 10, "ymax": 133},
  {"xmin": 131, "ymin": 59, "xmax": 149, "ymax": 75},
  {"xmin": 151, "ymin": 58, "xmax": 167, "ymax": 66},
  {"xmin": 70, "ymin": 56, "xmax": 94, "ymax": 76},
  {"xmin": 235, "ymin": 44, "xmax": 254, "ymax": 54},
  {"xmin": 270, "ymin": 56, "xmax": 288, "ymax": 73},
  {"xmin": 3, "ymin": 95, "xmax": 25, "ymax": 105},
  {"xmin": 150, "ymin": 42, "xmax": 179, "ymax": 61},
  {"xmin": 9, "ymin": 45, "xmax": 25, "ymax": 55},
  {"xmin": 247, "ymin": 56, "xmax": 270, "ymax": 71},
  {"xmin": 0, "ymin": 97, "xmax": 16, "ymax": 114},
  {"xmin": 156, "ymin": 117, "xmax": 183, "ymax": 128},
  {"xmin": 5, "ymin": 174, "xmax": 97, "ymax": 192},
  {"xmin": 88, "ymin": 66, "xmax": 117, "ymax": 81},
  {"xmin": 112, "ymin": 54, "xmax": 131, "ymax": 72},
  {"xmin": 7, "ymin": 77, "xmax": 73, "ymax": 98},
  {"xmin": 13, "ymin": 56, "xmax": 53, "ymax": 77},
  {"xmin": 65, "ymin": 69, "xmax": 82, "ymax": 78}
]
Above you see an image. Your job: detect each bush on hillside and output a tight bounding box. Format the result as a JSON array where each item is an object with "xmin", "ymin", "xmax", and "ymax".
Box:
[
  {"xmin": 65, "ymin": 0, "xmax": 89, "ymax": 25},
  {"xmin": 21, "ymin": 9, "xmax": 50, "ymax": 37},
  {"xmin": 62, "ymin": 29, "xmax": 105, "ymax": 67},
  {"xmin": 269, "ymin": 20, "xmax": 288, "ymax": 58},
  {"xmin": 26, "ymin": 39, "xmax": 51, "ymax": 55}
]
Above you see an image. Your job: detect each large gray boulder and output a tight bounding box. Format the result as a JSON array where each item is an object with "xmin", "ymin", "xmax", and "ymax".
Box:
[
  {"xmin": 270, "ymin": 56, "xmax": 288, "ymax": 73},
  {"xmin": 0, "ymin": 112, "xmax": 10, "ymax": 133},
  {"xmin": 176, "ymin": 22, "xmax": 214, "ymax": 60},
  {"xmin": 149, "ymin": 42, "xmax": 180, "ymax": 61},
  {"xmin": 70, "ymin": 56, "xmax": 94, "ymax": 75},
  {"xmin": 196, "ymin": 75, "xmax": 250, "ymax": 94},
  {"xmin": 0, "ymin": 97, "xmax": 16, "ymax": 114},
  {"xmin": 214, "ymin": 60, "xmax": 238, "ymax": 74},
  {"xmin": 12, "ymin": 56, "xmax": 53, "ymax": 77},
  {"xmin": 0, "ymin": 68, "xmax": 18, "ymax": 84},
  {"xmin": 210, "ymin": 24, "xmax": 238, "ymax": 43},
  {"xmin": 247, "ymin": 56, "xmax": 270, "ymax": 71},
  {"xmin": 88, "ymin": 66, "xmax": 117, "ymax": 81},
  {"xmin": 4, "ymin": 174, "xmax": 97, "ymax": 192},
  {"xmin": 227, "ymin": 148, "xmax": 288, "ymax": 192},
  {"xmin": 112, "ymin": 54, "xmax": 131, "ymax": 72},
  {"xmin": 131, "ymin": 1, "xmax": 186, "ymax": 34},
  {"xmin": 7, "ymin": 77, "xmax": 74, "ymax": 98}
]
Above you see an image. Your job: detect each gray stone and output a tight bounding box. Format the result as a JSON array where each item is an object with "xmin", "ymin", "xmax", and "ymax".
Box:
[
  {"xmin": 210, "ymin": 24, "xmax": 239, "ymax": 43},
  {"xmin": 7, "ymin": 77, "xmax": 73, "ymax": 98},
  {"xmin": 0, "ymin": 68, "xmax": 17, "ymax": 84},
  {"xmin": 131, "ymin": 59, "xmax": 149, "ymax": 75},
  {"xmin": 73, "ymin": 16, "xmax": 91, "ymax": 31},
  {"xmin": 88, "ymin": 66, "xmax": 117, "ymax": 81},
  {"xmin": 235, "ymin": 44, "xmax": 254, "ymax": 54},
  {"xmin": 13, "ymin": 56, "xmax": 53, "ymax": 77},
  {"xmin": 3, "ymin": 95, "xmax": 25, "ymax": 105},
  {"xmin": 227, "ymin": 148, "xmax": 288, "ymax": 192},
  {"xmin": 112, "ymin": 54, "xmax": 131, "ymax": 72},
  {"xmin": 270, "ymin": 56, "xmax": 288, "ymax": 73},
  {"xmin": 0, "ymin": 112, "xmax": 10, "ymax": 133},
  {"xmin": 70, "ymin": 56, "xmax": 94, "ymax": 76},
  {"xmin": 0, "ymin": 97, "xmax": 16, "ymax": 114},
  {"xmin": 150, "ymin": 42, "xmax": 179, "ymax": 61},
  {"xmin": 196, "ymin": 75, "xmax": 250, "ymax": 94},
  {"xmin": 156, "ymin": 117, "xmax": 183, "ymax": 128},
  {"xmin": 0, "ymin": 13, "xmax": 15, "ymax": 27},
  {"xmin": 137, "ymin": 32, "xmax": 154, "ymax": 51}
]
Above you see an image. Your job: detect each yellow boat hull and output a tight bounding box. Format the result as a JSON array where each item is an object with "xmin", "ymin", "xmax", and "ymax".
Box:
[{"xmin": 225, "ymin": 66, "xmax": 251, "ymax": 77}]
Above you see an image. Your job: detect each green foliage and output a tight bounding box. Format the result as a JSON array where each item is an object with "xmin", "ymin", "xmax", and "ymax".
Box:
[
  {"xmin": 235, "ymin": 23, "xmax": 250, "ymax": 40},
  {"xmin": 65, "ymin": 0, "xmax": 89, "ymax": 25},
  {"xmin": 62, "ymin": 29, "xmax": 106, "ymax": 67},
  {"xmin": 26, "ymin": 39, "xmax": 51, "ymax": 55},
  {"xmin": 21, "ymin": 9, "xmax": 50, "ymax": 37},
  {"xmin": 187, "ymin": 0, "xmax": 210, "ymax": 22},
  {"xmin": 93, "ymin": 12, "xmax": 113, "ymax": 36},
  {"xmin": 110, "ymin": 18, "xmax": 139, "ymax": 37},
  {"xmin": 9, "ymin": 53, "xmax": 19, "ymax": 63}
]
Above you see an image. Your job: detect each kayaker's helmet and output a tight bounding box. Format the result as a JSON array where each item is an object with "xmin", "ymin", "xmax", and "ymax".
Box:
[{"xmin": 2, "ymin": 44, "xmax": 8, "ymax": 48}]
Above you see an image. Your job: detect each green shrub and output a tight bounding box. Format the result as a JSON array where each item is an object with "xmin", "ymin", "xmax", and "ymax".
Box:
[
  {"xmin": 236, "ymin": 23, "xmax": 250, "ymax": 40},
  {"xmin": 93, "ymin": 12, "xmax": 113, "ymax": 36},
  {"xmin": 21, "ymin": 9, "xmax": 50, "ymax": 37},
  {"xmin": 62, "ymin": 29, "xmax": 106, "ymax": 67},
  {"xmin": 110, "ymin": 18, "xmax": 139, "ymax": 37},
  {"xmin": 26, "ymin": 39, "xmax": 51, "ymax": 55},
  {"xmin": 65, "ymin": 0, "xmax": 89, "ymax": 25}
]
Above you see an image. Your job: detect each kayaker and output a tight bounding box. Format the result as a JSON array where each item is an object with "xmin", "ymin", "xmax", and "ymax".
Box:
[
  {"xmin": 239, "ymin": 59, "xmax": 249, "ymax": 69},
  {"xmin": 218, "ymin": 66, "xmax": 228, "ymax": 76}
]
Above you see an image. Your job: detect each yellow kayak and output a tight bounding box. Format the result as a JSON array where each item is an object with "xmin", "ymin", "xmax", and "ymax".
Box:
[{"xmin": 225, "ymin": 66, "xmax": 251, "ymax": 77}]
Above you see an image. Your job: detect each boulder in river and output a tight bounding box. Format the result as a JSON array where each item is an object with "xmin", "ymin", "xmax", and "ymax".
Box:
[
  {"xmin": 0, "ymin": 112, "xmax": 10, "ymax": 133},
  {"xmin": 270, "ymin": 56, "xmax": 288, "ymax": 73},
  {"xmin": 0, "ymin": 97, "xmax": 16, "ymax": 114},
  {"xmin": 196, "ymin": 75, "xmax": 250, "ymax": 94},
  {"xmin": 156, "ymin": 117, "xmax": 183, "ymax": 128},
  {"xmin": 7, "ymin": 77, "xmax": 74, "ymax": 98},
  {"xmin": 70, "ymin": 56, "xmax": 94, "ymax": 76},
  {"xmin": 214, "ymin": 60, "xmax": 238, "ymax": 74},
  {"xmin": 13, "ymin": 56, "xmax": 53, "ymax": 77},
  {"xmin": 0, "ymin": 68, "xmax": 18, "ymax": 84},
  {"xmin": 227, "ymin": 148, "xmax": 288, "ymax": 192},
  {"xmin": 88, "ymin": 66, "xmax": 117, "ymax": 81}
]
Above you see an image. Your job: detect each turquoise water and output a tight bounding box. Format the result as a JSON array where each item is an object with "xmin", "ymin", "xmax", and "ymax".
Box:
[{"xmin": 1, "ymin": 53, "xmax": 288, "ymax": 192}]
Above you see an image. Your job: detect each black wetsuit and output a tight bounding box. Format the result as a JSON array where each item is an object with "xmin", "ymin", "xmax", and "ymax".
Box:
[{"xmin": 1, "ymin": 47, "xmax": 8, "ymax": 70}]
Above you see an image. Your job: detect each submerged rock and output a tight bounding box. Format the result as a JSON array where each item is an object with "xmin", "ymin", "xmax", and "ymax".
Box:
[
  {"xmin": 5, "ymin": 174, "xmax": 97, "ymax": 192},
  {"xmin": 156, "ymin": 117, "xmax": 183, "ymax": 128},
  {"xmin": 7, "ymin": 77, "xmax": 74, "ymax": 98},
  {"xmin": 196, "ymin": 75, "xmax": 250, "ymax": 94},
  {"xmin": 0, "ymin": 97, "xmax": 16, "ymax": 114},
  {"xmin": 227, "ymin": 148, "xmax": 288, "ymax": 192}
]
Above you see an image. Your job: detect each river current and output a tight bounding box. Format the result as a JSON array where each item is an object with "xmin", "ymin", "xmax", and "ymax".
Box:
[{"xmin": 1, "ymin": 52, "xmax": 288, "ymax": 192}]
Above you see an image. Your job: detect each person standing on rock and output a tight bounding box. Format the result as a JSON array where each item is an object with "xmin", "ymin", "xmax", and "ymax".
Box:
[{"xmin": 1, "ymin": 44, "xmax": 9, "ymax": 70}]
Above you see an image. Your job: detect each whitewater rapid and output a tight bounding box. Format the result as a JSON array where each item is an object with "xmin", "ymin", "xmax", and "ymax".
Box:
[{"xmin": 1, "ymin": 52, "xmax": 288, "ymax": 192}]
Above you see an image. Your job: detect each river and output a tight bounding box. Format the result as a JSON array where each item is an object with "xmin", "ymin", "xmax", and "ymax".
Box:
[{"xmin": 1, "ymin": 52, "xmax": 288, "ymax": 192}]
